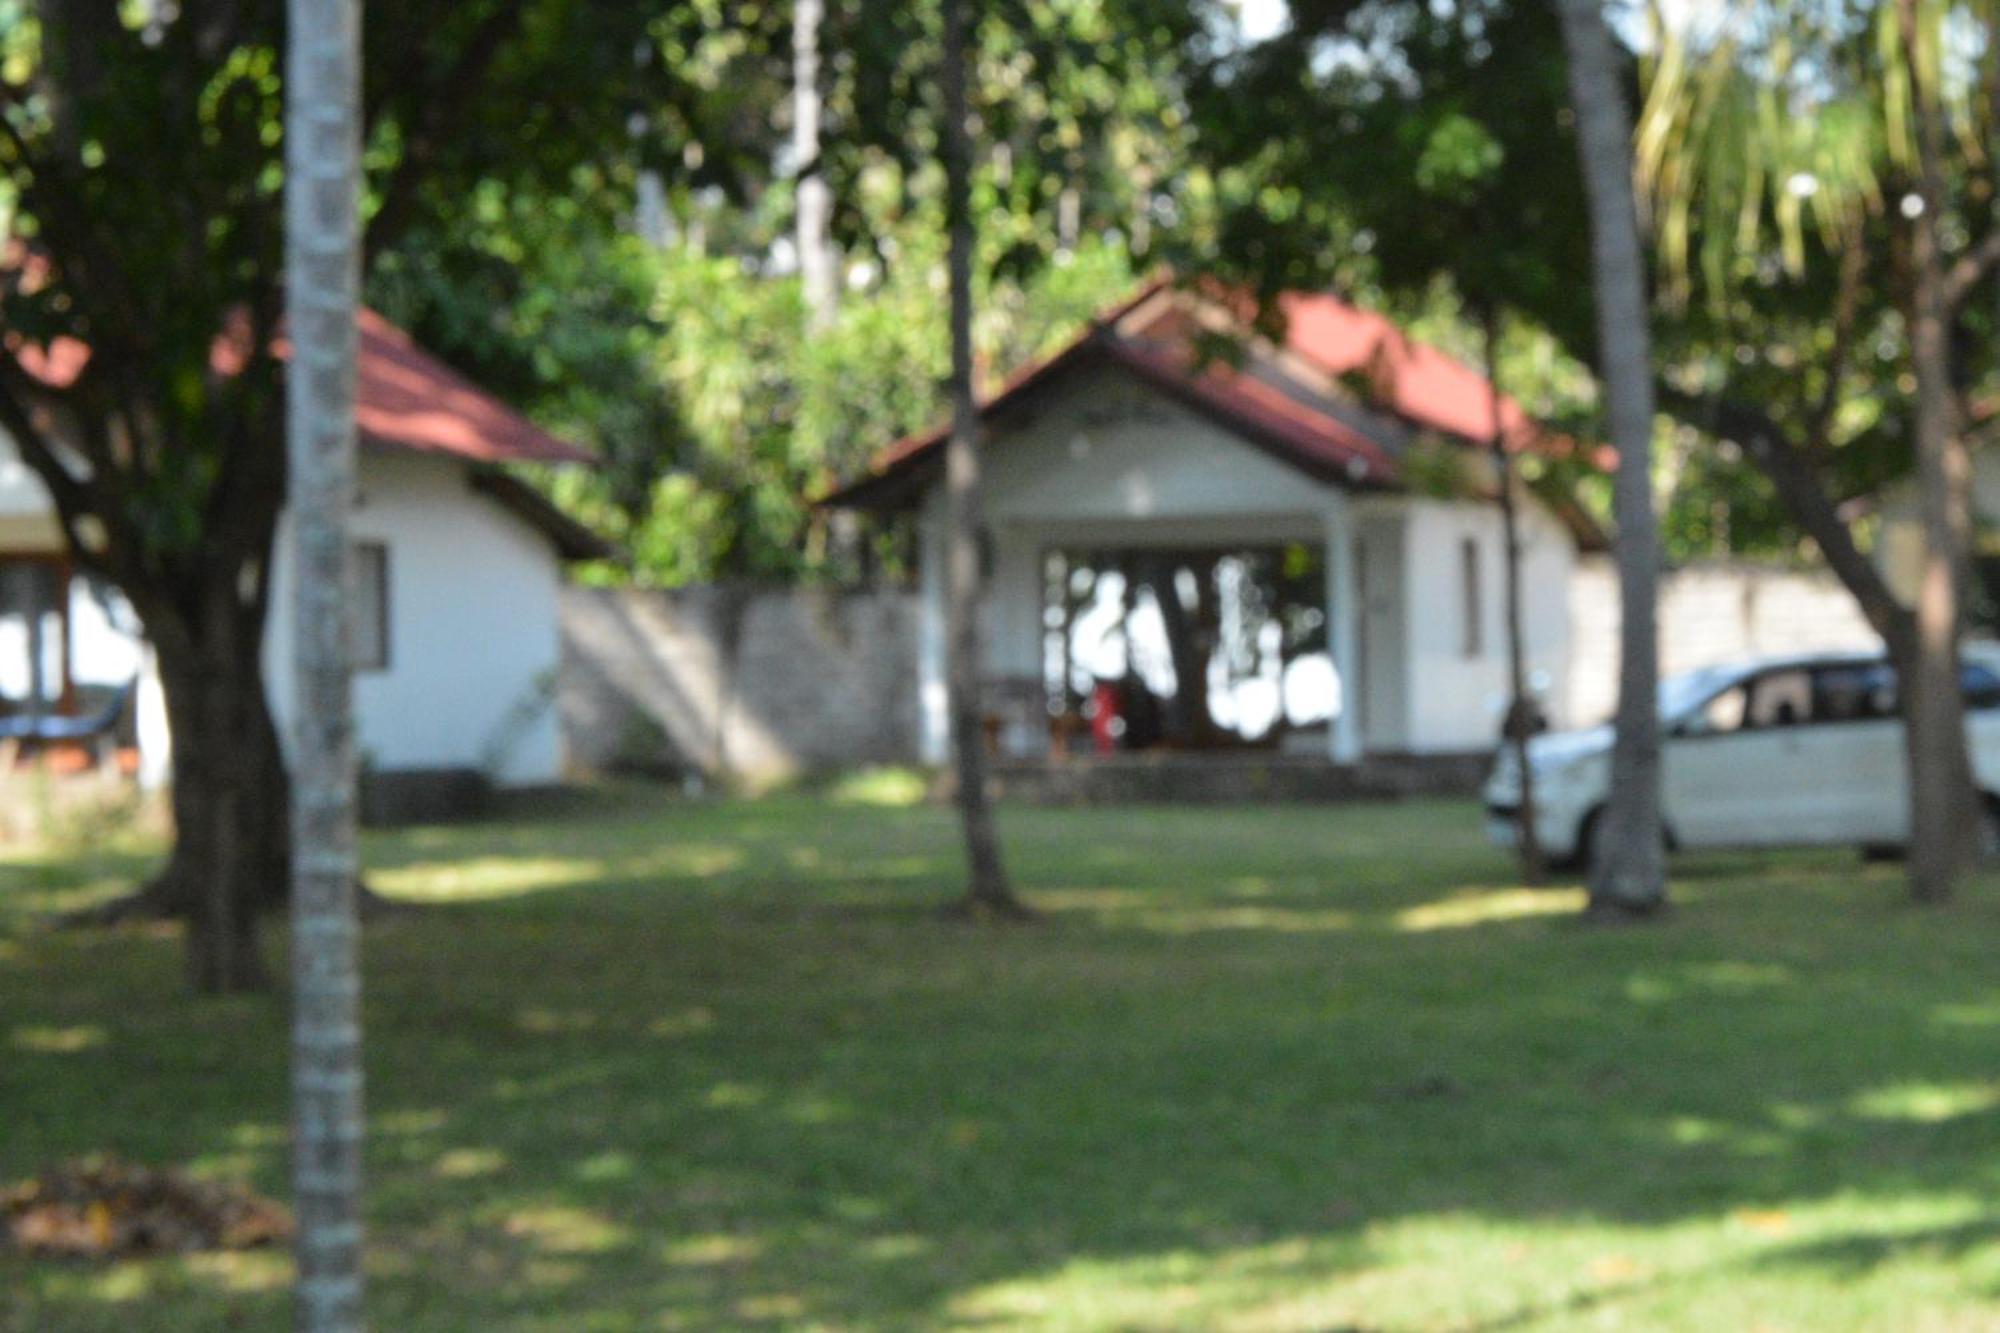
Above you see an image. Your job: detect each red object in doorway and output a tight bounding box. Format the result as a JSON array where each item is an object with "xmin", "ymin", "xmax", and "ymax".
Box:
[{"xmin": 1090, "ymin": 682, "xmax": 1122, "ymax": 756}]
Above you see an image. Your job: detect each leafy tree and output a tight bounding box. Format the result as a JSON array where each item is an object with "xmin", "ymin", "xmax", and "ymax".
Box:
[
  {"xmin": 1638, "ymin": 0, "xmax": 2000, "ymax": 901},
  {"xmin": 381, "ymin": 6, "xmax": 1181, "ymax": 591},
  {"xmin": 0, "ymin": 1, "xmax": 752, "ymax": 989},
  {"xmin": 1181, "ymin": 0, "xmax": 1666, "ymax": 894}
]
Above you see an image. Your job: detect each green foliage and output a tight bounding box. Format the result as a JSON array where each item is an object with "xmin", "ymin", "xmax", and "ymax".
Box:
[
  {"xmin": 380, "ymin": 180, "xmax": 1142, "ymax": 586},
  {"xmin": 1633, "ymin": 0, "xmax": 2000, "ymax": 559},
  {"xmin": 359, "ymin": 0, "xmax": 1208, "ymax": 587}
]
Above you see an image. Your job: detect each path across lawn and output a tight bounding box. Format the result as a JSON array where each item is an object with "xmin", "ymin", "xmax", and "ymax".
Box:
[{"xmin": 4, "ymin": 788, "xmax": 1999, "ymax": 1331}]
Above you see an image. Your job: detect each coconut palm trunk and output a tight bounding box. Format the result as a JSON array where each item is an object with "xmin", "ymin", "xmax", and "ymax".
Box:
[
  {"xmin": 794, "ymin": 0, "xmax": 837, "ymax": 333},
  {"xmin": 1554, "ymin": 0, "xmax": 1666, "ymax": 915},
  {"xmin": 940, "ymin": 0, "xmax": 1028, "ymax": 918},
  {"xmin": 1895, "ymin": 0, "xmax": 1981, "ymax": 902},
  {"xmin": 286, "ymin": 0, "xmax": 367, "ymax": 1326}
]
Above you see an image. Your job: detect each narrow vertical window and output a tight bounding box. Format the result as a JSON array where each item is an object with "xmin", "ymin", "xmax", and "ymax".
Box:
[
  {"xmin": 352, "ymin": 541, "xmax": 390, "ymax": 672},
  {"xmin": 1460, "ymin": 536, "xmax": 1482, "ymax": 659}
]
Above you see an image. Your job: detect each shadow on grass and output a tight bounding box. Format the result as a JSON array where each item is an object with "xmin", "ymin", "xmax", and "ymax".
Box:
[{"xmin": 7, "ymin": 791, "xmax": 2000, "ymax": 1329}]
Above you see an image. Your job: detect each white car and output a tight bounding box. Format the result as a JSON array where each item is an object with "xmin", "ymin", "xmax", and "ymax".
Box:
[{"xmin": 1483, "ymin": 645, "xmax": 2000, "ymax": 867}]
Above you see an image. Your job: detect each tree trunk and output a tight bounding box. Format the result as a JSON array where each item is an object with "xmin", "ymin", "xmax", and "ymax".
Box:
[
  {"xmin": 146, "ymin": 611, "xmax": 294, "ymax": 991},
  {"xmin": 287, "ymin": 0, "xmax": 368, "ymax": 1326},
  {"xmin": 1136, "ymin": 555, "xmax": 1213, "ymax": 747},
  {"xmin": 941, "ymin": 0, "xmax": 1027, "ymax": 919},
  {"xmin": 1653, "ymin": 390, "xmax": 1983, "ymax": 902},
  {"xmin": 1897, "ymin": 0, "xmax": 1981, "ymax": 902},
  {"xmin": 1554, "ymin": 0, "xmax": 1666, "ymax": 915},
  {"xmin": 1482, "ymin": 305, "xmax": 1545, "ymax": 883},
  {"xmin": 794, "ymin": 0, "xmax": 837, "ymax": 332}
]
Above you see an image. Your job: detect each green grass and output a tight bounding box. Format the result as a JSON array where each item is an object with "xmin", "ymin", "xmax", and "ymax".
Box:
[{"xmin": 5, "ymin": 788, "xmax": 2000, "ymax": 1331}]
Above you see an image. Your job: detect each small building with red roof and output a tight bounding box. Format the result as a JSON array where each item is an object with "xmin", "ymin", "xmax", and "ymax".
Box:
[
  {"xmin": 0, "ymin": 311, "xmax": 608, "ymax": 799},
  {"xmin": 824, "ymin": 279, "xmax": 1592, "ymax": 766}
]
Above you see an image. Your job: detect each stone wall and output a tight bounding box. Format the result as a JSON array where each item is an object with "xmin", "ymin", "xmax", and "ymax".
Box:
[
  {"xmin": 560, "ymin": 584, "xmax": 922, "ymax": 786},
  {"xmin": 1565, "ymin": 557, "xmax": 1877, "ymax": 726}
]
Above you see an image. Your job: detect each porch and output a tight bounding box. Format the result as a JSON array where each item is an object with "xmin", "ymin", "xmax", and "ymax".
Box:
[
  {"xmin": 0, "ymin": 553, "xmax": 144, "ymax": 773},
  {"xmin": 945, "ymin": 509, "xmax": 1398, "ymax": 769}
]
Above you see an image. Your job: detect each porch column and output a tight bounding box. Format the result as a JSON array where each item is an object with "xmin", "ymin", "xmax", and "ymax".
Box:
[
  {"xmin": 1325, "ymin": 495, "xmax": 1362, "ymax": 764},
  {"xmin": 916, "ymin": 495, "xmax": 951, "ymax": 766}
]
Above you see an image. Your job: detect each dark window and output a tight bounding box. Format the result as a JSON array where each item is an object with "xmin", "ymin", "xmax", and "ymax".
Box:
[
  {"xmin": 1812, "ymin": 662, "xmax": 1898, "ymax": 722},
  {"xmin": 352, "ymin": 542, "xmax": 389, "ymax": 673},
  {"xmin": 1459, "ymin": 537, "xmax": 1482, "ymax": 659},
  {"xmin": 1963, "ymin": 663, "xmax": 2000, "ymax": 711},
  {"xmin": 1803, "ymin": 659, "xmax": 2000, "ymax": 717}
]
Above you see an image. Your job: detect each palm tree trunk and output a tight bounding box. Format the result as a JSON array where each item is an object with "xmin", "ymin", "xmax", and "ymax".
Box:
[
  {"xmin": 941, "ymin": 0, "xmax": 1027, "ymax": 918},
  {"xmin": 1481, "ymin": 305, "xmax": 1545, "ymax": 883},
  {"xmin": 286, "ymin": 0, "xmax": 367, "ymax": 1326},
  {"xmin": 794, "ymin": 0, "xmax": 837, "ymax": 333},
  {"xmin": 1554, "ymin": 0, "xmax": 1666, "ymax": 915},
  {"xmin": 1896, "ymin": 0, "xmax": 1981, "ymax": 903}
]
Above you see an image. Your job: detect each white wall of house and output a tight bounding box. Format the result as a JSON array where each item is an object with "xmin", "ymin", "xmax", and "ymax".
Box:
[
  {"xmin": 264, "ymin": 449, "xmax": 566, "ymax": 786},
  {"xmin": 1397, "ymin": 495, "xmax": 1576, "ymax": 749},
  {"xmin": 0, "ymin": 438, "xmax": 64, "ymax": 553},
  {"xmin": 2, "ymin": 431, "xmax": 572, "ymax": 786},
  {"xmin": 913, "ymin": 363, "xmax": 1579, "ymax": 762}
]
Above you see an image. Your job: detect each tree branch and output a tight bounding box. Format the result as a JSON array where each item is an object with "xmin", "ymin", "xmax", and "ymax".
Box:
[
  {"xmin": 1807, "ymin": 240, "xmax": 1866, "ymax": 455},
  {"xmin": 364, "ymin": 0, "xmax": 532, "ymax": 256},
  {"xmin": 0, "ymin": 372, "xmax": 127, "ymax": 590},
  {"xmin": 1942, "ymin": 228, "xmax": 2000, "ymax": 313},
  {"xmin": 1658, "ymin": 386, "xmax": 1914, "ymax": 651}
]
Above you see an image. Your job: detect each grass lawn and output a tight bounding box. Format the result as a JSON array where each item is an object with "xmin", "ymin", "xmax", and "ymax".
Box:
[{"xmin": 4, "ymin": 787, "xmax": 2000, "ymax": 1331}]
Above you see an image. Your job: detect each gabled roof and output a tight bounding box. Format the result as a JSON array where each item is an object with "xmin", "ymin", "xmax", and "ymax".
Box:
[
  {"xmin": 822, "ymin": 278, "xmax": 1572, "ymax": 512},
  {"xmin": 14, "ymin": 309, "xmax": 595, "ymax": 467},
  {"xmin": 352, "ymin": 311, "xmax": 595, "ymax": 466}
]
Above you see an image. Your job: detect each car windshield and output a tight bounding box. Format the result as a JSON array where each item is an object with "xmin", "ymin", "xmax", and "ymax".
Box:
[{"xmin": 1655, "ymin": 664, "xmax": 1747, "ymax": 725}]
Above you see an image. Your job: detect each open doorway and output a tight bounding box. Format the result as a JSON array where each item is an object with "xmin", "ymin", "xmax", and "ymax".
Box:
[{"xmin": 1040, "ymin": 544, "xmax": 1336, "ymax": 754}]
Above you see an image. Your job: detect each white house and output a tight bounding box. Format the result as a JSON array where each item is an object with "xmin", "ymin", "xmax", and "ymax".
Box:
[
  {"xmin": 0, "ymin": 310, "xmax": 606, "ymax": 797},
  {"xmin": 827, "ymin": 280, "xmax": 1596, "ymax": 768}
]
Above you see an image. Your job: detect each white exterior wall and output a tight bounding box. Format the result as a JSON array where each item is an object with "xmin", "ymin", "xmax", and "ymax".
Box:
[
  {"xmin": 1399, "ymin": 496, "xmax": 1576, "ymax": 748},
  {"xmin": 0, "ymin": 435, "xmax": 64, "ymax": 553},
  {"xmin": 265, "ymin": 450, "xmax": 565, "ymax": 785},
  {"xmin": 1352, "ymin": 505, "xmax": 1411, "ymax": 751}
]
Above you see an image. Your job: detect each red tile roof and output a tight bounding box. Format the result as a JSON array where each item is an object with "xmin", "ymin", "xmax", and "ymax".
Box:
[
  {"xmin": 824, "ymin": 279, "xmax": 1573, "ymax": 510},
  {"xmin": 14, "ymin": 309, "xmax": 593, "ymax": 467},
  {"xmin": 350, "ymin": 310, "xmax": 593, "ymax": 466},
  {"xmin": 1269, "ymin": 290, "xmax": 1538, "ymax": 447}
]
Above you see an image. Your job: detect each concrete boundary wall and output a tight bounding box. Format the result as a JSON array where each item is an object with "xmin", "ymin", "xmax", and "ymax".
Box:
[{"xmin": 560, "ymin": 584, "xmax": 921, "ymax": 785}]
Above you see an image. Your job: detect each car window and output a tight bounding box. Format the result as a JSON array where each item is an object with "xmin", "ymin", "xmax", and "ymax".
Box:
[
  {"xmin": 1814, "ymin": 662, "xmax": 1897, "ymax": 722},
  {"xmin": 1746, "ymin": 668, "xmax": 1813, "ymax": 728},
  {"xmin": 1963, "ymin": 663, "xmax": 2000, "ymax": 711},
  {"xmin": 1687, "ymin": 683, "xmax": 1748, "ymax": 736}
]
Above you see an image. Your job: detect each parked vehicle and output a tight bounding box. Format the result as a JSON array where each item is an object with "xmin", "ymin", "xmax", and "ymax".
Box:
[{"xmin": 1483, "ymin": 646, "xmax": 2000, "ymax": 867}]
